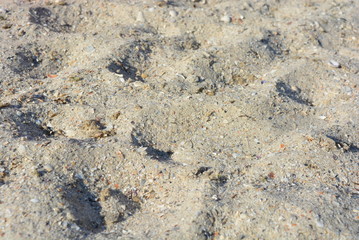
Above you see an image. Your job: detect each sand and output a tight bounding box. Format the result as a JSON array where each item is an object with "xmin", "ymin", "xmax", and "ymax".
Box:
[{"xmin": 0, "ymin": 0, "xmax": 358, "ymax": 239}]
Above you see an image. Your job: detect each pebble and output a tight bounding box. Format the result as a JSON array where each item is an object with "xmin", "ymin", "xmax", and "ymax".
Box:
[
  {"xmin": 169, "ymin": 10, "xmax": 178, "ymax": 17},
  {"xmin": 30, "ymin": 198, "xmax": 39, "ymax": 203},
  {"xmin": 70, "ymin": 223, "xmax": 80, "ymax": 231},
  {"xmin": 132, "ymin": 81, "xmax": 145, "ymax": 88},
  {"xmin": 53, "ymin": 207, "xmax": 61, "ymax": 213},
  {"xmin": 62, "ymin": 221, "xmax": 69, "ymax": 228},
  {"xmin": 187, "ymin": 75, "xmax": 200, "ymax": 83},
  {"xmin": 86, "ymin": 45, "xmax": 95, "ymax": 53},
  {"xmin": 66, "ymin": 212, "xmax": 76, "ymax": 221},
  {"xmin": 43, "ymin": 164, "xmax": 54, "ymax": 172},
  {"xmin": 18, "ymin": 144, "xmax": 26, "ymax": 154},
  {"xmin": 54, "ymin": 0, "xmax": 67, "ymax": 5},
  {"xmin": 329, "ymin": 60, "xmax": 340, "ymax": 68},
  {"xmin": 315, "ymin": 215, "xmax": 324, "ymax": 228},
  {"xmin": 74, "ymin": 172, "xmax": 84, "ymax": 180},
  {"xmin": 343, "ymin": 86, "xmax": 352, "ymax": 94},
  {"xmin": 136, "ymin": 12, "xmax": 146, "ymax": 22},
  {"xmin": 220, "ymin": 15, "xmax": 231, "ymax": 23},
  {"xmin": 291, "ymin": 86, "xmax": 299, "ymax": 92},
  {"xmin": 212, "ymin": 194, "xmax": 219, "ymax": 200}
]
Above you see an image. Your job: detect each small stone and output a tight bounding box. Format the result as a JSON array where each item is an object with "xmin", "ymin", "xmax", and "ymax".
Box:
[
  {"xmin": 66, "ymin": 212, "xmax": 76, "ymax": 221},
  {"xmin": 134, "ymin": 105, "xmax": 143, "ymax": 110},
  {"xmin": 53, "ymin": 207, "xmax": 61, "ymax": 213},
  {"xmin": 43, "ymin": 164, "xmax": 54, "ymax": 172},
  {"xmin": 343, "ymin": 86, "xmax": 352, "ymax": 95},
  {"xmin": 111, "ymin": 111, "xmax": 121, "ymax": 120},
  {"xmin": 0, "ymin": 102, "xmax": 10, "ymax": 108},
  {"xmin": 86, "ymin": 45, "xmax": 95, "ymax": 53},
  {"xmin": 212, "ymin": 194, "xmax": 219, "ymax": 200},
  {"xmin": 99, "ymin": 188, "xmax": 111, "ymax": 202},
  {"xmin": 54, "ymin": 0, "xmax": 67, "ymax": 6},
  {"xmin": 74, "ymin": 172, "xmax": 84, "ymax": 180},
  {"xmin": 220, "ymin": 15, "xmax": 231, "ymax": 23},
  {"xmin": 291, "ymin": 86, "xmax": 299, "ymax": 92},
  {"xmin": 329, "ymin": 60, "xmax": 340, "ymax": 68},
  {"xmin": 136, "ymin": 12, "xmax": 146, "ymax": 22},
  {"xmin": 2, "ymin": 23, "xmax": 12, "ymax": 29},
  {"xmin": 169, "ymin": 10, "xmax": 178, "ymax": 17},
  {"xmin": 141, "ymin": 73, "xmax": 148, "ymax": 79},
  {"xmin": 119, "ymin": 77, "xmax": 125, "ymax": 83},
  {"xmin": 30, "ymin": 198, "xmax": 39, "ymax": 203},
  {"xmin": 205, "ymin": 90, "xmax": 216, "ymax": 96},
  {"xmin": 18, "ymin": 144, "xmax": 26, "ymax": 154},
  {"xmin": 70, "ymin": 223, "xmax": 80, "ymax": 231},
  {"xmin": 315, "ymin": 215, "xmax": 324, "ymax": 228},
  {"xmin": 187, "ymin": 75, "xmax": 200, "ymax": 83}
]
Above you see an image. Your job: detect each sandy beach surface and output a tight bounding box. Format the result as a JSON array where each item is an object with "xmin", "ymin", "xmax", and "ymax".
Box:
[{"xmin": 0, "ymin": 0, "xmax": 358, "ymax": 239}]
